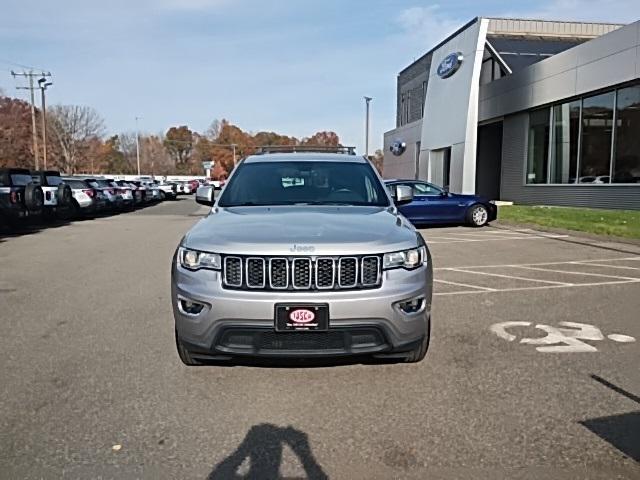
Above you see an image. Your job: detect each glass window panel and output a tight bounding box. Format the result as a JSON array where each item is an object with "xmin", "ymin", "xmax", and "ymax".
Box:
[
  {"xmin": 579, "ymin": 91, "xmax": 614, "ymax": 183},
  {"xmin": 613, "ymin": 84, "xmax": 640, "ymax": 183},
  {"xmin": 413, "ymin": 182, "xmax": 442, "ymax": 195},
  {"xmin": 550, "ymin": 100, "xmax": 580, "ymax": 183},
  {"xmin": 527, "ymin": 108, "xmax": 550, "ymax": 184}
]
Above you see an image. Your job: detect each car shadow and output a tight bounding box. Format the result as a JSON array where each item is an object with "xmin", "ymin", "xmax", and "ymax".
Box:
[
  {"xmin": 414, "ymin": 221, "xmax": 497, "ymax": 229},
  {"xmin": 208, "ymin": 424, "xmax": 328, "ymax": 480},
  {"xmin": 0, "ymin": 217, "xmax": 69, "ymax": 239},
  {"xmin": 198, "ymin": 354, "xmax": 404, "ymax": 369}
]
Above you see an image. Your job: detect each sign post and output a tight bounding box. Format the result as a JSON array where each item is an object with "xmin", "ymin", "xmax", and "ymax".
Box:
[{"xmin": 202, "ymin": 161, "xmax": 214, "ymax": 178}]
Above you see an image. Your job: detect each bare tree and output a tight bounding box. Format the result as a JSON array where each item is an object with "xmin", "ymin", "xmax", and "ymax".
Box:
[
  {"xmin": 48, "ymin": 105, "xmax": 106, "ymax": 173},
  {"xmin": 141, "ymin": 134, "xmax": 173, "ymax": 175}
]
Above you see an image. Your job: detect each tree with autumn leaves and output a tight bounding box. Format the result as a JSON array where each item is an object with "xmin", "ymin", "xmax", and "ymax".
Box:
[{"xmin": 0, "ymin": 93, "xmax": 344, "ymax": 177}]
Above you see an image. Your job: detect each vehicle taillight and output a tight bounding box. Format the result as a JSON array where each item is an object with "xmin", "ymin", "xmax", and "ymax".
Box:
[
  {"xmin": 83, "ymin": 189, "xmax": 95, "ymax": 198},
  {"xmin": 10, "ymin": 191, "xmax": 18, "ymax": 204}
]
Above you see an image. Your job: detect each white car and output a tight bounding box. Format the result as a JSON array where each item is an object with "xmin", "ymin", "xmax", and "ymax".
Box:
[
  {"xmin": 154, "ymin": 181, "xmax": 178, "ymax": 200},
  {"xmin": 62, "ymin": 178, "xmax": 108, "ymax": 216}
]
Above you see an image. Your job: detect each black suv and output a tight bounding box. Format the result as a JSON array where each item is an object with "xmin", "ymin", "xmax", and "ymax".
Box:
[
  {"xmin": 0, "ymin": 168, "xmax": 45, "ymax": 225},
  {"xmin": 30, "ymin": 170, "xmax": 73, "ymax": 219}
]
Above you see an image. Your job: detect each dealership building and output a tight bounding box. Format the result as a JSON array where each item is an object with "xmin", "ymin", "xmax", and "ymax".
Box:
[{"xmin": 383, "ymin": 17, "xmax": 640, "ymax": 209}]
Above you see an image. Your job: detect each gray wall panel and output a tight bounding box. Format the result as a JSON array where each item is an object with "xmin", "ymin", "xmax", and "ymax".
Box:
[
  {"xmin": 500, "ymin": 114, "xmax": 640, "ymax": 210},
  {"xmin": 576, "ymin": 47, "xmax": 638, "ymax": 92},
  {"xmin": 383, "ymin": 120, "xmax": 423, "ymax": 179},
  {"xmin": 576, "ymin": 22, "xmax": 638, "ymax": 65},
  {"xmin": 530, "ymin": 69, "xmax": 577, "ymax": 105}
]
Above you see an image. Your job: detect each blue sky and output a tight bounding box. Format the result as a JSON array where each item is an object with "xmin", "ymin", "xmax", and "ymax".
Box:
[{"xmin": 1, "ymin": 0, "xmax": 637, "ymax": 153}]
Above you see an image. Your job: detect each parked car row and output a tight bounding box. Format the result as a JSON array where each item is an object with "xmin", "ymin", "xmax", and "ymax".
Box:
[{"xmin": 0, "ymin": 168, "xmax": 190, "ymax": 228}]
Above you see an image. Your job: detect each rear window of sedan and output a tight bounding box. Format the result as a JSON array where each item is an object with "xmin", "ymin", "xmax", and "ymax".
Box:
[{"xmin": 63, "ymin": 179, "xmax": 89, "ymax": 188}]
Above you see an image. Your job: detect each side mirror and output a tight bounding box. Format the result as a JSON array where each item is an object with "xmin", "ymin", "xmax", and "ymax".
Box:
[
  {"xmin": 394, "ymin": 185, "xmax": 414, "ymax": 205},
  {"xmin": 195, "ymin": 185, "xmax": 215, "ymax": 206},
  {"xmin": 440, "ymin": 187, "xmax": 449, "ymax": 196}
]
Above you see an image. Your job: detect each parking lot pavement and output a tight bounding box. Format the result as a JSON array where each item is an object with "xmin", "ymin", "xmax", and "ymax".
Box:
[{"xmin": 1, "ymin": 201, "xmax": 639, "ymax": 479}]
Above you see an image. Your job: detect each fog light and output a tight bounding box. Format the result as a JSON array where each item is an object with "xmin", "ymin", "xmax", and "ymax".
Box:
[
  {"xmin": 178, "ymin": 298, "xmax": 205, "ymax": 316},
  {"xmin": 397, "ymin": 296, "xmax": 425, "ymax": 314}
]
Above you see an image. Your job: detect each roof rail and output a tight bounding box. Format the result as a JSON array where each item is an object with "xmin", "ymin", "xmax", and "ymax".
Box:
[{"xmin": 255, "ymin": 145, "xmax": 357, "ymax": 155}]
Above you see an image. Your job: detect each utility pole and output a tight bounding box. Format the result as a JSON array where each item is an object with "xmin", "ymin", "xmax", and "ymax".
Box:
[
  {"xmin": 38, "ymin": 77, "xmax": 53, "ymax": 170},
  {"xmin": 364, "ymin": 96, "xmax": 372, "ymax": 158},
  {"xmin": 231, "ymin": 144, "xmax": 237, "ymax": 165},
  {"xmin": 135, "ymin": 116, "xmax": 141, "ymax": 176},
  {"xmin": 12, "ymin": 70, "xmax": 51, "ymax": 169}
]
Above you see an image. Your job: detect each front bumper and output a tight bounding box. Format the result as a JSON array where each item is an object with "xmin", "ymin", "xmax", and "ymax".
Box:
[
  {"xmin": 488, "ymin": 204, "xmax": 498, "ymax": 222},
  {"xmin": 172, "ymin": 260, "xmax": 433, "ymax": 359}
]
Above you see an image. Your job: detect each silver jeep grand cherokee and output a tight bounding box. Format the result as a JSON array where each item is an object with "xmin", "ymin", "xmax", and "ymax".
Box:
[{"xmin": 171, "ymin": 150, "xmax": 433, "ymax": 364}]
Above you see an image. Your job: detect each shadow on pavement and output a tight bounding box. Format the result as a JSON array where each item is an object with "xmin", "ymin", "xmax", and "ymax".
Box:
[
  {"xmin": 0, "ymin": 218, "xmax": 69, "ymax": 240},
  {"xmin": 580, "ymin": 411, "xmax": 639, "ymax": 462},
  {"xmin": 208, "ymin": 424, "xmax": 328, "ymax": 480},
  {"xmin": 580, "ymin": 375, "xmax": 640, "ymax": 462}
]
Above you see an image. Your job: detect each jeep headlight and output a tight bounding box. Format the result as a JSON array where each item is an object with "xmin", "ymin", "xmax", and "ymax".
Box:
[
  {"xmin": 178, "ymin": 247, "xmax": 221, "ymax": 271},
  {"xmin": 383, "ymin": 246, "xmax": 427, "ymax": 270}
]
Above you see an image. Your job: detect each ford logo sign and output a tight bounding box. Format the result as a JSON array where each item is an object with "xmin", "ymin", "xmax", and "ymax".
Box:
[
  {"xmin": 390, "ymin": 140, "xmax": 406, "ymax": 156},
  {"xmin": 437, "ymin": 52, "xmax": 463, "ymax": 79},
  {"xmin": 289, "ymin": 309, "xmax": 315, "ymax": 323}
]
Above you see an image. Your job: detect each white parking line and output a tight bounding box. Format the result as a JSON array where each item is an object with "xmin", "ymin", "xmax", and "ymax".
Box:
[
  {"xmin": 434, "ymin": 279, "xmax": 497, "ymax": 291},
  {"xmin": 428, "ymin": 235, "xmax": 569, "ymax": 244},
  {"xmin": 433, "ymin": 256, "xmax": 640, "ymax": 271},
  {"xmin": 575, "ymin": 262, "xmax": 640, "ymax": 271},
  {"xmin": 514, "ymin": 265, "xmax": 640, "ymax": 281},
  {"xmin": 445, "ymin": 268, "xmax": 573, "ymax": 285},
  {"xmin": 434, "ymin": 279, "xmax": 640, "ymax": 296}
]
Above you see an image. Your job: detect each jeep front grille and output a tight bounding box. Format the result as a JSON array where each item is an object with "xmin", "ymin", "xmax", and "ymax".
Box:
[{"xmin": 222, "ymin": 255, "xmax": 381, "ymax": 291}]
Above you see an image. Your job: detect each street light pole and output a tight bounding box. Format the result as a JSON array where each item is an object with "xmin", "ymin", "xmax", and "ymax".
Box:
[
  {"xmin": 364, "ymin": 96, "xmax": 372, "ymax": 158},
  {"xmin": 38, "ymin": 78, "xmax": 53, "ymax": 170},
  {"xmin": 135, "ymin": 116, "xmax": 141, "ymax": 176}
]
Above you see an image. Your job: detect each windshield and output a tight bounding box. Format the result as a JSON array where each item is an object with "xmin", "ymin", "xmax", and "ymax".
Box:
[
  {"xmin": 218, "ymin": 160, "xmax": 389, "ymax": 207},
  {"xmin": 11, "ymin": 174, "xmax": 34, "ymax": 186}
]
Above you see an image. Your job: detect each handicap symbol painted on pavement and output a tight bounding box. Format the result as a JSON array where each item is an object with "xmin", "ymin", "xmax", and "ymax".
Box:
[{"xmin": 490, "ymin": 321, "xmax": 636, "ymax": 353}]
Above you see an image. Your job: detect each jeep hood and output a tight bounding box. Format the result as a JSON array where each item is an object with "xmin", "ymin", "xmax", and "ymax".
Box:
[{"xmin": 183, "ymin": 206, "xmax": 419, "ymax": 255}]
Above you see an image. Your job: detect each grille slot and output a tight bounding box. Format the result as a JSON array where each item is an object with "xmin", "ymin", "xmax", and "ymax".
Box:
[
  {"xmin": 361, "ymin": 256, "xmax": 380, "ymax": 286},
  {"xmin": 338, "ymin": 257, "xmax": 358, "ymax": 287},
  {"xmin": 315, "ymin": 258, "xmax": 335, "ymax": 289},
  {"xmin": 269, "ymin": 258, "xmax": 288, "ymax": 289},
  {"xmin": 258, "ymin": 331, "xmax": 346, "ymax": 351},
  {"xmin": 246, "ymin": 257, "xmax": 265, "ymax": 288},
  {"xmin": 224, "ymin": 257, "xmax": 242, "ymax": 287},
  {"xmin": 292, "ymin": 258, "xmax": 312, "ymax": 289},
  {"xmin": 222, "ymin": 255, "xmax": 381, "ymax": 291}
]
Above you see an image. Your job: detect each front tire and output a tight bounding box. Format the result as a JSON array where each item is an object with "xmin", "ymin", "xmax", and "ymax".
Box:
[
  {"xmin": 467, "ymin": 204, "xmax": 489, "ymax": 227},
  {"xmin": 404, "ymin": 319, "xmax": 431, "ymax": 363},
  {"xmin": 175, "ymin": 330, "xmax": 201, "ymax": 366}
]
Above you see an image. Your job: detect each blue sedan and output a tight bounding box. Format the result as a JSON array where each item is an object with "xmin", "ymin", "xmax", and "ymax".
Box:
[{"xmin": 385, "ymin": 179, "xmax": 497, "ymax": 227}]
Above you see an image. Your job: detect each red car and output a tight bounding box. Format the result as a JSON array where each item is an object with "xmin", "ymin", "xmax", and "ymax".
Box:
[{"xmin": 188, "ymin": 179, "xmax": 199, "ymax": 192}]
